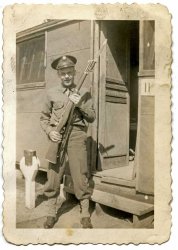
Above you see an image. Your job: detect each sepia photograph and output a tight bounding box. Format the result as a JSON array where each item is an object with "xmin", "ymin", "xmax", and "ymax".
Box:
[
  {"xmin": 16, "ymin": 19, "xmax": 154, "ymax": 229},
  {"xmin": 2, "ymin": 4, "xmax": 171, "ymax": 244}
]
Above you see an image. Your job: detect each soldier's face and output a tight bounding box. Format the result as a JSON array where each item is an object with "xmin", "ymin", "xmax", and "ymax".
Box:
[{"xmin": 58, "ymin": 67, "xmax": 75, "ymax": 88}]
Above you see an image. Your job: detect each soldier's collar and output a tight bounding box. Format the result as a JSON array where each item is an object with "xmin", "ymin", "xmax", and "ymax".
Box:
[{"xmin": 61, "ymin": 84, "xmax": 76, "ymax": 93}]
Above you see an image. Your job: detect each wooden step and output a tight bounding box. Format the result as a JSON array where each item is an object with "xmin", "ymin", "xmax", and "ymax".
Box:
[
  {"xmin": 91, "ymin": 189, "xmax": 154, "ymax": 216},
  {"xmin": 92, "ymin": 166, "xmax": 136, "ymax": 187},
  {"xmin": 95, "ymin": 182, "xmax": 153, "ymax": 204},
  {"xmin": 101, "ymin": 177, "xmax": 136, "ymax": 187},
  {"xmin": 64, "ymin": 174, "xmax": 154, "ymax": 216}
]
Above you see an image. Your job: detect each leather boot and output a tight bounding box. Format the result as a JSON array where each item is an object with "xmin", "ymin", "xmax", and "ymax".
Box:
[
  {"xmin": 80, "ymin": 217, "xmax": 93, "ymax": 229},
  {"xmin": 44, "ymin": 216, "xmax": 57, "ymax": 229}
]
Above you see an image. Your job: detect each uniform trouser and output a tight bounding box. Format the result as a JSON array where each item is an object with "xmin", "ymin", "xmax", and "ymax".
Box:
[{"xmin": 42, "ymin": 126, "xmax": 91, "ymax": 218}]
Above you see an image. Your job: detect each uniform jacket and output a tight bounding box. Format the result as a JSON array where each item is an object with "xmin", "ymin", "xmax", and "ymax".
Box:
[{"xmin": 40, "ymin": 84, "xmax": 96, "ymax": 135}]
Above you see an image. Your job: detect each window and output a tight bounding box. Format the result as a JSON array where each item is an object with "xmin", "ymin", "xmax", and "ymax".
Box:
[
  {"xmin": 143, "ymin": 21, "xmax": 155, "ymax": 71},
  {"xmin": 139, "ymin": 20, "xmax": 155, "ymax": 76},
  {"xmin": 16, "ymin": 35, "xmax": 45, "ymax": 88}
]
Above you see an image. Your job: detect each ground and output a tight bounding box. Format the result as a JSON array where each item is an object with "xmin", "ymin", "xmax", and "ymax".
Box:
[{"xmin": 16, "ymin": 169, "xmax": 134, "ymax": 229}]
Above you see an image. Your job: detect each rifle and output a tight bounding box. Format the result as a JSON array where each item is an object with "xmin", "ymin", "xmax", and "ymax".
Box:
[{"xmin": 45, "ymin": 39, "xmax": 107, "ymax": 164}]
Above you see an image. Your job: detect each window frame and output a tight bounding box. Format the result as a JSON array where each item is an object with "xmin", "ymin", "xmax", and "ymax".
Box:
[{"xmin": 16, "ymin": 32, "xmax": 47, "ymax": 91}]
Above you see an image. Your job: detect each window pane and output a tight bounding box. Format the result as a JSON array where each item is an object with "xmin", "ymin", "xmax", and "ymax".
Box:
[
  {"xmin": 143, "ymin": 21, "xmax": 155, "ymax": 70},
  {"xmin": 17, "ymin": 36, "xmax": 45, "ymax": 84}
]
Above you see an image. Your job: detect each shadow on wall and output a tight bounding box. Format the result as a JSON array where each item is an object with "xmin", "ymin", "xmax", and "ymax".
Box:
[{"xmin": 86, "ymin": 136, "xmax": 115, "ymax": 173}]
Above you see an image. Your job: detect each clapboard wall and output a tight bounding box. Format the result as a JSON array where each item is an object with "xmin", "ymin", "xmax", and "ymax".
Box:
[{"xmin": 45, "ymin": 21, "xmax": 91, "ymax": 89}]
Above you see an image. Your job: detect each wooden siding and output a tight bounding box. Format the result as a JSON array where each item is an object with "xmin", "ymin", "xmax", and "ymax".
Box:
[
  {"xmin": 17, "ymin": 88, "xmax": 45, "ymax": 113},
  {"xmin": 16, "ymin": 112, "xmax": 49, "ymax": 168},
  {"xmin": 16, "ymin": 88, "xmax": 49, "ymax": 168},
  {"xmin": 136, "ymin": 95, "xmax": 154, "ymax": 194},
  {"xmin": 46, "ymin": 21, "xmax": 91, "ymax": 90}
]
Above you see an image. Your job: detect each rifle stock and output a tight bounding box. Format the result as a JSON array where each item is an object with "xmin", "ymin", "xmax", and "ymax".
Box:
[{"xmin": 45, "ymin": 141, "xmax": 60, "ymax": 164}]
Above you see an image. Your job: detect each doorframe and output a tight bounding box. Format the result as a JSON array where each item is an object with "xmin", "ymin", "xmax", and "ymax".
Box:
[
  {"xmin": 95, "ymin": 21, "xmax": 132, "ymax": 171},
  {"xmin": 90, "ymin": 20, "xmax": 100, "ymax": 172},
  {"xmin": 97, "ymin": 21, "xmax": 107, "ymax": 170},
  {"xmin": 91, "ymin": 20, "xmax": 135, "ymax": 170}
]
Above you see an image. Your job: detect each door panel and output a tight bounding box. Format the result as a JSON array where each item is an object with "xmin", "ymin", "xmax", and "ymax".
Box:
[
  {"xmin": 105, "ymin": 101, "xmax": 128, "ymax": 157},
  {"xmin": 98, "ymin": 21, "xmax": 130, "ymax": 170}
]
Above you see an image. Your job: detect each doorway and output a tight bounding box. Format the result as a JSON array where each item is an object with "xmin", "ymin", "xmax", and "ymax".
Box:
[{"xmin": 97, "ymin": 21, "xmax": 139, "ymax": 174}]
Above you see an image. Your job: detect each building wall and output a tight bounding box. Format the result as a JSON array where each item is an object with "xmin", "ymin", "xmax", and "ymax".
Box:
[
  {"xmin": 16, "ymin": 21, "xmax": 91, "ymax": 169},
  {"xmin": 46, "ymin": 21, "xmax": 91, "ymax": 89}
]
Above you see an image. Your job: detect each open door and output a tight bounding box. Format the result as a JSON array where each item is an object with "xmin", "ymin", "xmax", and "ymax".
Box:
[{"xmin": 98, "ymin": 21, "xmax": 131, "ymax": 170}]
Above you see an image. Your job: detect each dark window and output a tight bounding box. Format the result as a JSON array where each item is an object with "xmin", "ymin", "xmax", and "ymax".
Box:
[
  {"xmin": 16, "ymin": 36, "xmax": 45, "ymax": 85},
  {"xmin": 143, "ymin": 21, "xmax": 155, "ymax": 70}
]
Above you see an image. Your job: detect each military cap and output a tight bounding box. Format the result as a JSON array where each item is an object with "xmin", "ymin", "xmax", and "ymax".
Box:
[{"xmin": 51, "ymin": 55, "xmax": 77, "ymax": 70}]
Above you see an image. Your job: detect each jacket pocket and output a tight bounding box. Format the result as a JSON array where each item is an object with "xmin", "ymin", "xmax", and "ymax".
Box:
[{"xmin": 52, "ymin": 101, "xmax": 64, "ymax": 121}]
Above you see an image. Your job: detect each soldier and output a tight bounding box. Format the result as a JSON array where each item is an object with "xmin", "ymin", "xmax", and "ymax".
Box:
[{"xmin": 40, "ymin": 55, "xmax": 95, "ymax": 229}]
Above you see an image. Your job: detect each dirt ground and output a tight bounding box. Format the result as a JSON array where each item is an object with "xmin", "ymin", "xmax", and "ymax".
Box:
[{"xmin": 16, "ymin": 169, "xmax": 134, "ymax": 229}]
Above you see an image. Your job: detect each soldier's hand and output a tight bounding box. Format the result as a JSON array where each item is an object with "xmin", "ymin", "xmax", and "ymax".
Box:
[
  {"xmin": 49, "ymin": 131, "xmax": 62, "ymax": 142},
  {"xmin": 69, "ymin": 93, "xmax": 81, "ymax": 107}
]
